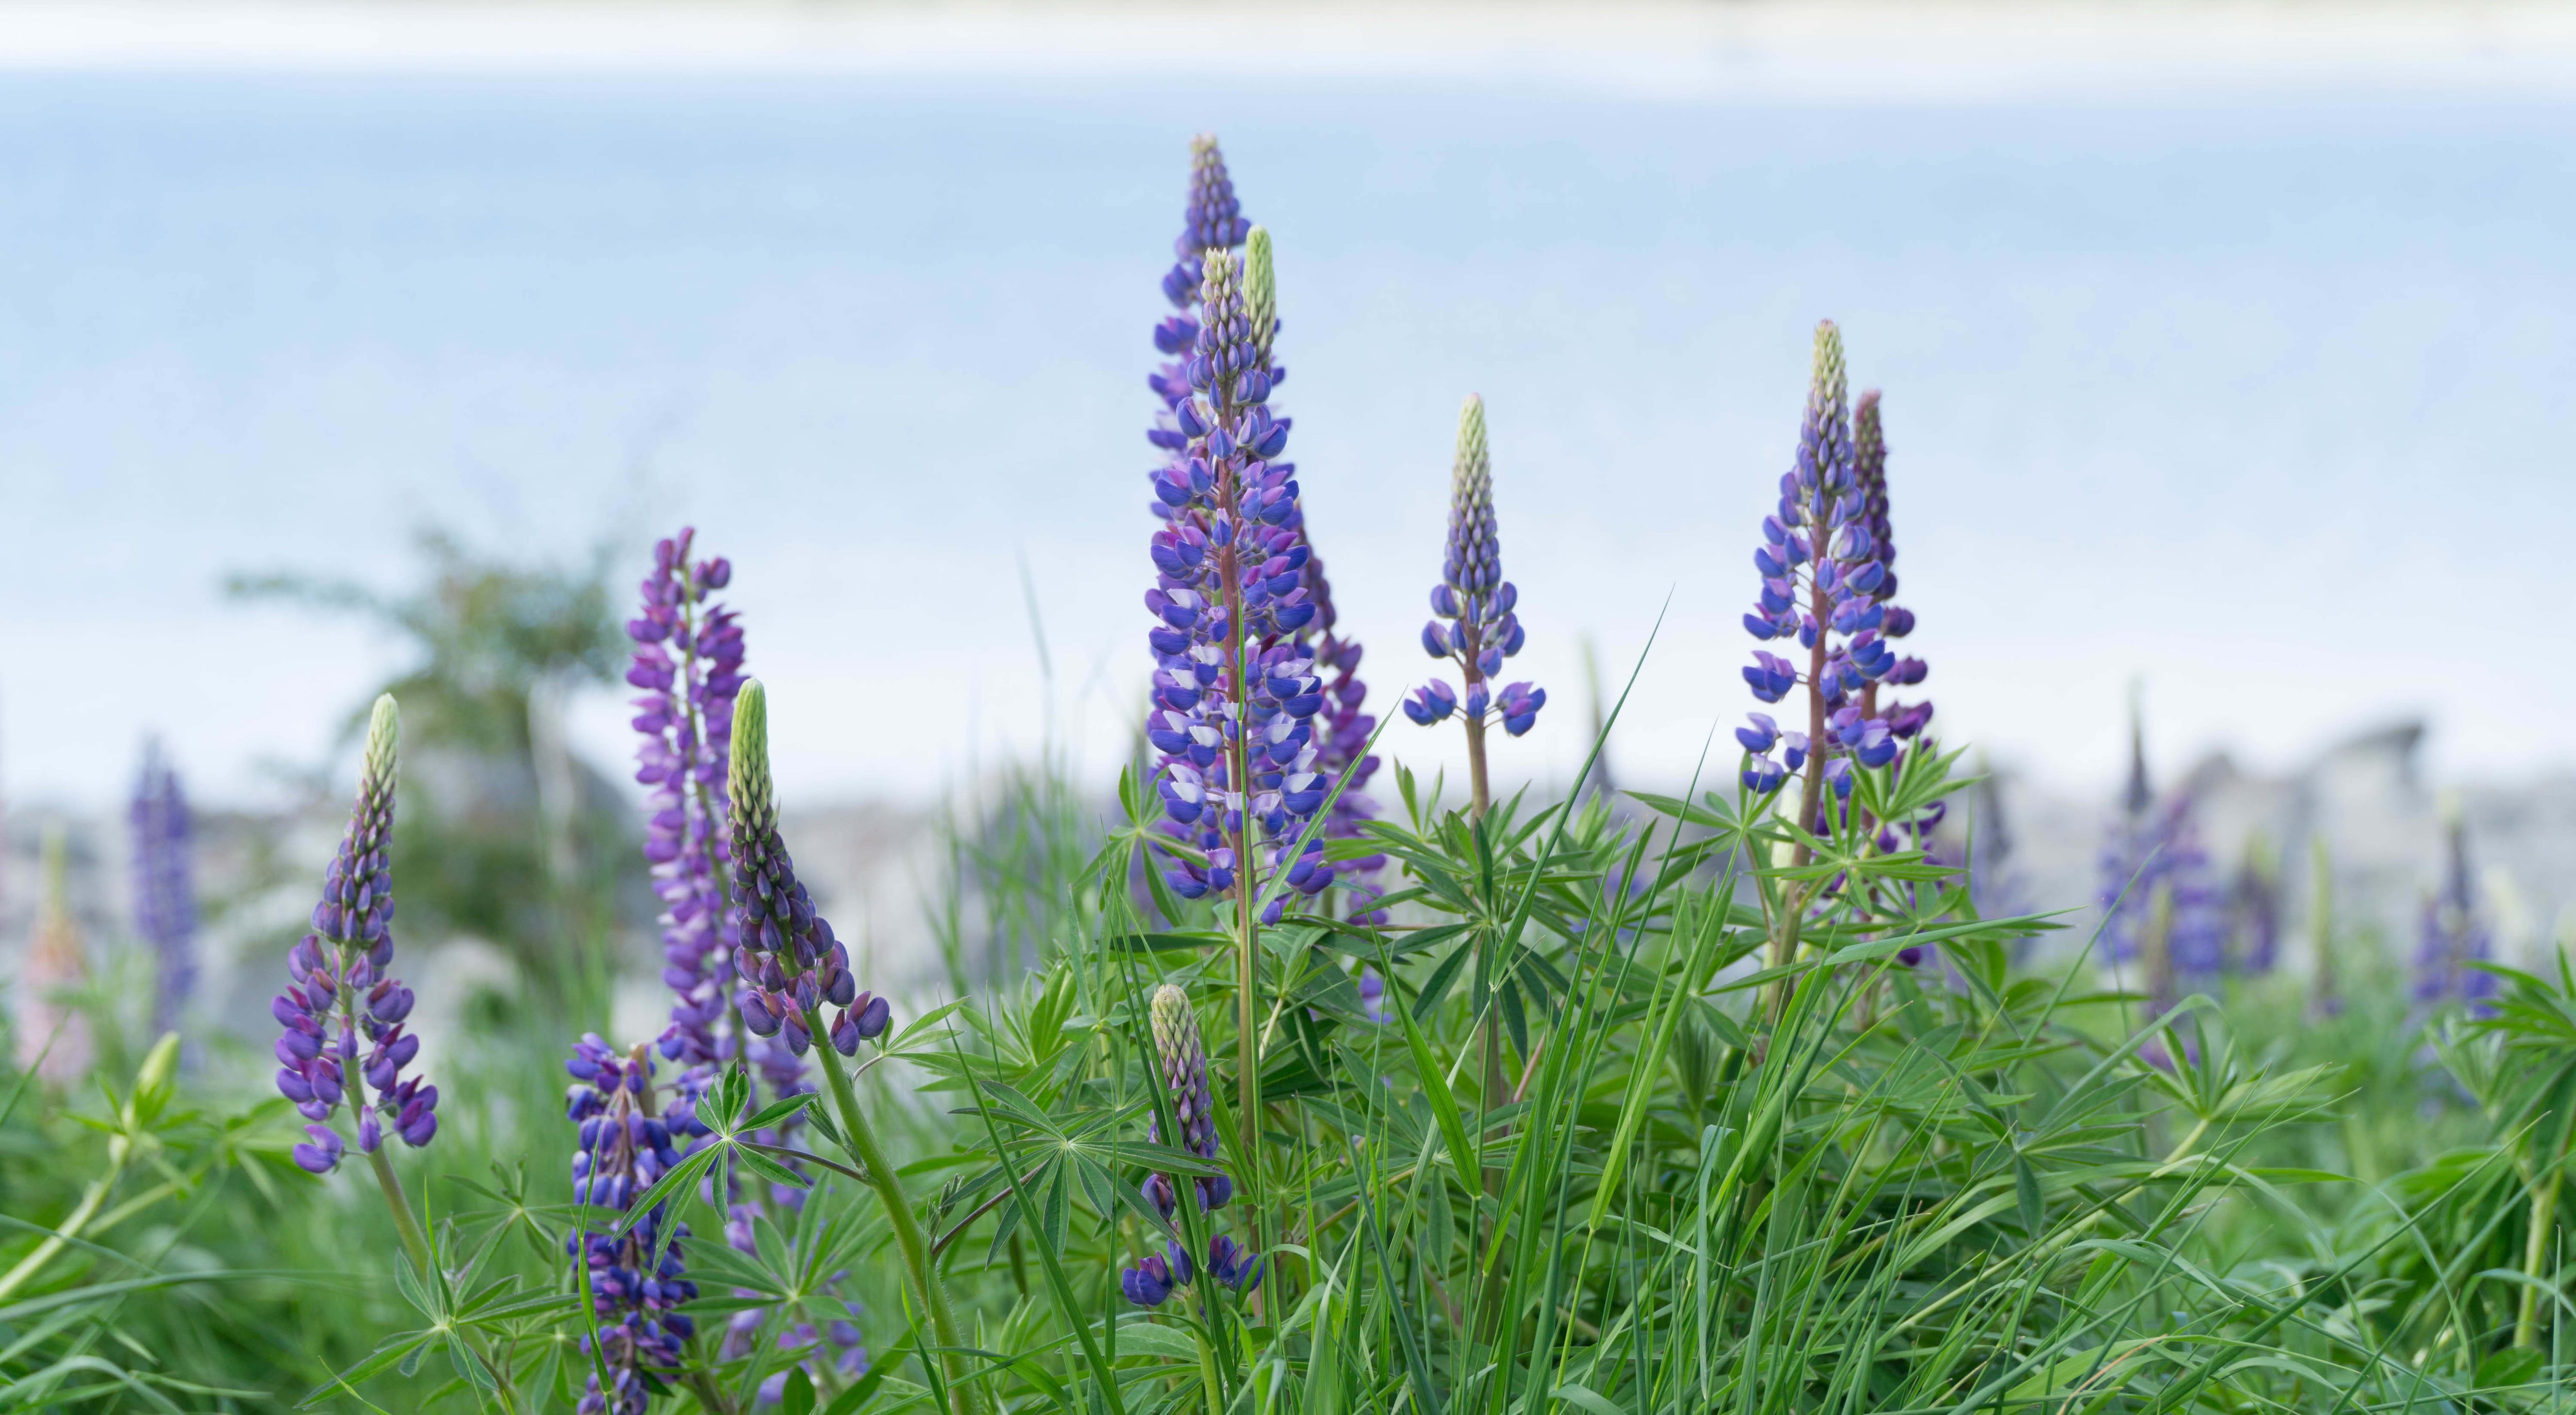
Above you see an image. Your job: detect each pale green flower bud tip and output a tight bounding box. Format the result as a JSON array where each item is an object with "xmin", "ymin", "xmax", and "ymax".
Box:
[
  {"xmin": 732, "ymin": 678, "xmax": 772, "ymax": 831},
  {"xmin": 363, "ymin": 694, "xmax": 399, "ymax": 789},
  {"xmin": 1811, "ymin": 319, "xmax": 1846, "ymax": 410},
  {"xmin": 1245, "ymin": 225, "xmax": 1275, "ymax": 341},
  {"xmin": 1454, "ymin": 394, "xmax": 1489, "ymax": 492}
]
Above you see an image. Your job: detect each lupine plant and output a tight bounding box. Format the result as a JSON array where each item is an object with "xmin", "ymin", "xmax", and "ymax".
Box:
[{"xmin": 272, "ymin": 695, "xmax": 438, "ymax": 1254}]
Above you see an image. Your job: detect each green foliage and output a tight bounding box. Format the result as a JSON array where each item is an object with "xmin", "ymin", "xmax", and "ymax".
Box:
[{"xmin": 15, "ymin": 713, "xmax": 2576, "ymax": 1410}]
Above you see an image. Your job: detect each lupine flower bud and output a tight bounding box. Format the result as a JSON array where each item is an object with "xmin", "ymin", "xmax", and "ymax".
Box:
[
  {"xmin": 1144, "ymin": 984, "xmax": 1228, "ymax": 1212},
  {"xmin": 275, "ymin": 695, "xmax": 434, "ymax": 1168},
  {"xmin": 725, "ymin": 681, "xmax": 891, "ymax": 1071},
  {"xmin": 565, "ymin": 1036, "xmax": 706, "ymax": 1414},
  {"xmin": 1410, "ymin": 394, "xmax": 1542, "ymax": 742}
]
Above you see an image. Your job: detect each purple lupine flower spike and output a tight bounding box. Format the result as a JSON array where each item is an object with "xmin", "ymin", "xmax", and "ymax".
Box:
[
  {"xmin": 1735, "ymin": 323, "xmax": 1913, "ymax": 820},
  {"xmin": 630, "ymin": 527, "xmax": 748, "ymax": 1070},
  {"xmin": 273, "ymin": 695, "xmax": 435, "ymax": 1170},
  {"xmin": 726, "ymin": 682, "xmax": 888, "ymax": 1067},
  {"xmin": 1408, "ymin": 395, "xmax": 1544, "ymax": 742},
  {"xmin": 2413, "ymin": 800, "xmax": 2498, "ymax": 1013},
  {"xmin": 1852, "ymin": 392, "xmax": 1931, "ymax": 740},
  {"xmin": 1147, "ymin": 134, "xmax": 1255, "ymax": 513},
  {"xmin": 566, "ymin": 1035, "xmax": 706, "ymax": 1414},
  {"xmin": 1143, "ymin": 246, "xmax": 1336, "ymax": 924},
  {"xmin": 129, "ymin": 740, "xmax": 197, "ymax": 1038}
]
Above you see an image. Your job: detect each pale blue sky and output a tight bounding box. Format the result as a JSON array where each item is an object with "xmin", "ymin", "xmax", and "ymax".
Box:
[{"xmin": 5, "ymin": 48, "xmax": 2571, "ymax": 808}]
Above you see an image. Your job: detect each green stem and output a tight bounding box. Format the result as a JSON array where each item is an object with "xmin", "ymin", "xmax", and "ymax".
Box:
[
  {"xmin": 1195, "ymin": 1329, "xmax": 1225, "ymax": 1415},
  {"xmin": 366, "ymin": 1146, "xmax": 432, "ymax": 1274},
  {"xmin": 0, "ymin": 1134, "xmax": 128, "ymax": 1304},
  {"xmin": 2519, "ymin": 1154, "xmax": 2564, "ymax": 1349},
  {"xmin": 806, "ymin": 1006, "xmax": 979, "ymax": 1415}
]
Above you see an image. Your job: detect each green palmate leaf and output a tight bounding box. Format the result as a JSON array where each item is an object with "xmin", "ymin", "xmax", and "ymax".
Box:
[{"xmin": 782, "ymin": 1366, "xmax": 818, "ymax": 1415}]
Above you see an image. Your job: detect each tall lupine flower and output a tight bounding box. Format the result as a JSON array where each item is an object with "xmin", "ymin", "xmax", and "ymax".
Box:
[
  {"xmin": 1735, "ymin": 323, "xmax": 1903, "ymax": 820},
  {"xmin": 275, "ymin": 696, "xmax": 436, "ymax": 1173},
  {"xmin": 1124, "ymin": 984, "xmax": 1262, "ymax": 1308},
  {"xmin": 565, "ymin": 1035, "xmax": 707, "ymax": 1415},
  {"xmin": 2413, "ymin": 803, "xmax": 2498, "ymax": 1013},
  {"xmin": 629, "ymin": 528, "xmax": 748, "ymax": 1068},
  {"xmin": 128, "ymin": 742, "xmax": 196, "ymax": 1038},
  {"xmin": 1142, "ymin": 248, "xmax": 1336, "ymax": 922},
  {"xmin": 1403, "ymin": 395, "xmax": 1545, "ymax": 814},
  {"xmin": 726, "ymin": 682, "xmax": 893, "ymax": 1063},
  {"xmin": 1146, "ymin": 134, "xmax": 1253, "ymax": 512}
]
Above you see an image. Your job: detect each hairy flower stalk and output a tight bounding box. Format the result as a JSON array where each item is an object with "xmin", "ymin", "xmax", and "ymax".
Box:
[
  {"xmin": 727, "ymin": 680, "xmax": 967, "ymax": 1414},
  {"xmin": 565, "ymin": 1037, "xmax": 707, "ymax": 1415},
  {"xmin": 1403, "ymin": 394, "xmax": 1545, "ymax": 817},
  {"xmin": 1125, "ymin": 985, "xmax": 1263, "ymax": 1308},
  {"xmin": 129, "ymin": 742, "xmax": 197, "ymax": 1039},
  {"xmin": 1144, "ymin": 246, "xmax": 1338, "ymax": 1193},
  {"xmin": 271, "ymin": 695, "xmax": 435, "ymax": 1266}
]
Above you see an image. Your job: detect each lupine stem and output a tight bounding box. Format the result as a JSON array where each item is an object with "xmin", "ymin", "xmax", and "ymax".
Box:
[
  {"xmin": 806, "ymin": 1005, "xmax": 979, "ymax": 1415},
  {"xmin": 2517, "ymin": 1134, "xmax": 2569, "ymax": 1348},
  {"xmin": 0, "ymin": 1133, "xmax": 127, "ymax": 1305},
  {"xmin": 365, "ymin": 1146, "xmax": 431, "ymax": 1273}
]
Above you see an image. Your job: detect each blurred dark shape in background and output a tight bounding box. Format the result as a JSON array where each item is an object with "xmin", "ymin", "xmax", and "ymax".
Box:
[{"xmin": 225, "ymin": 528, "xmax": 639, "ymax": 1001}]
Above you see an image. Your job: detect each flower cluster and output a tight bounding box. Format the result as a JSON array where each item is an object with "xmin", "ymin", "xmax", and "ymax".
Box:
[
  {"xmin": 2413, "ymin": 806, "xmax": 2499, "ymax": 1012},
  {"xmin": 1142, "ymin": 247, "xmax": 1337, "ymax": 922},
  {"xmin": 2098, "ymin": 796, "xmax": 2224, "ymax": 999},
  {"xmin": 276, "ymin": 696, "xmax": 436, "ymax": 1172},
  {"xmin": 128, "ymin": 740, "xmax": 196, "ymax": 1037},
  {"xmin": 1125, "ymin": 985, "xmax": 1262, "ymax": 1308},
  {"xmin": 629, "ymin": 527, "xmax": 748, "ymax": 1068},
  {"xmin": 1736, "ymin": 323, "xmax": 1924, "ymax": 805},
  {"xmin": 1146, "ymin": 132, "xmax": 1251, "ymax": 444},
  {"xmin": 1851, "ymin": 391, "xmax": 1930, "ymax": 738},
  {"xmin": 727, "ymin": 681, "xmax": 894, "ymax": 1059},
  {"xmin": 1405, "ymin": 395, "xmax": 1544, "ymax": 739},
  {"xmin": 565, "ymin": 1035, "xmax": 706, "ymax": 1415}
]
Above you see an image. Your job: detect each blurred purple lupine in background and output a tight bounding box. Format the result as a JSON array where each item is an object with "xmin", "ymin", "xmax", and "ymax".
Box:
[
  {"xmin": 2096, "ymin": 704, "xmax": 2225, "ymax": 992},
  {"xmin": 1403, "ymin": 394, "xmax": 1544, "ymax": 815},
  {"xmin": 274, "ymin": 695, "xmax": 437, "ymax": 1172},
  {"xmin": 629, "ymin": 527, "xmax": 747, "ymax": 1071},
  {"xmin": 2413, "ymin": 802, "xmax": 2499, "ymax": 1014},
  {"xmin": 2228, "ymin": 835, "xmax": 2283, "ymax": 975},
  {"xmin": 565, "ymin": 1035, "xmax": 706, "ymax": 1415},
  {"xmin": 128, "ymin": 740, "xmax": 196, "ymax": 1038}
]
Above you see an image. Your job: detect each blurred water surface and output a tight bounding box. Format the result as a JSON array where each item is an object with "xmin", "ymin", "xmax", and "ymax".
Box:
[{"xmin": 4, "ymin": 71, "xmax": 2571, "ymax": 802}]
